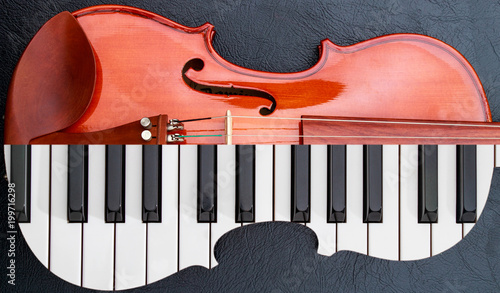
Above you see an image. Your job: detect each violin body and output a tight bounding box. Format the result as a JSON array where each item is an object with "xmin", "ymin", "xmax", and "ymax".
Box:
[{"xmin": 4, "ymin": 5, "xmax": 492, "ymax": 144}]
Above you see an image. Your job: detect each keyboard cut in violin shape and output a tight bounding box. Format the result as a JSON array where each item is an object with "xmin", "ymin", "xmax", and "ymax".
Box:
[
  {"xmin": 3, "ymin": 4, "xmax": 500, "ymax": 292},
  {"xmin": 5, "ymin": 5, "xmax": 500, "ymax": 145},
  {"xmin": 4, "ymin": 143, "xmax": 497, "ymax": 291}
]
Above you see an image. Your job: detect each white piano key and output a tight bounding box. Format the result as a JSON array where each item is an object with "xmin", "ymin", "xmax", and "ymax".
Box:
[
  {"xmin": 309, "ymin": 145, "xmax": 335, "ymax": 256},
  {"xmin": 464, "ymin": 145, "xmax": 494, "ymax": 236},
  {"xmin": 82, "ymin": 145, "xmax": 114, "ymax": 290},
  {"xmin": 274, "ymin": 145, "xmax": 291, "ymax": 221},
  {"xmin": 400, "ymin": 145, "xmax": 430, "ymax": 260},
  {"xmin": 211, "ymin": 146, "xmax": 240, "ymax": 266},
  {"xmin": 432, "ymin": 145, "xmax": 461, "ymax": 255},
  {"xmin": 254, "ymin": 145, "xmax": 273, "ymax": 223},
  {"xmin": 4, "ymin": 145, "xmax": 11, "ymax": 179},
  {"xmin": 115, "ymin": 145, "xmax": 146, "ymax": 290},
  {"xmin": 368, "ymin": 145, "xmax": 399, "ymax": 260},
  {"xmin": 148, "ymin": 145, "xmax": 179, "ymax": 283},
  {"xmin": 477, "ymin": 145, "xmax": 494, "ymax": 217},
  {"xmin": 179, "ymin": 145, "xmax": 209, "ymax": 270},
  {"xmin": 50, "ymin": 145, "xmax": 82, "ymax": 286},
  {"xmin": 19, "ymin": 145, "xmax": 50, "ymax": 266},
  {"xmin": 337, "ymin": 145, "xmax": 367, "ymax": 254}
]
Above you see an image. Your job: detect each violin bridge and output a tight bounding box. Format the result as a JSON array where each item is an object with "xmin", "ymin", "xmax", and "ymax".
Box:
[{"xmin": 225, "ymin": 110, "xmax": 233, "ymax": 145}]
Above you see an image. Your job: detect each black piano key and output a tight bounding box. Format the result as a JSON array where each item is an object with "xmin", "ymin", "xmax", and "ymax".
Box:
[
  {"xmin": 10, "ymin": 145, "xmax": 31, "ymax": 223},
  {"xmin": 67, "ymin": 145, "xmax": 89, "ymax": 223},
  {"xmin": 457, "ymin": 145, "xmax": 477, "ymax": 223},
  {"xmin": 327, "ymin": 145, "xmax": 346, "ymax": 223},
  {"xmin": 142, "ymin": 145, "xmax": 162, "ymax": 223},
  {"xmin": 363, "ymin": 145, "xmax": 383, "ymax": 223},
  {"xmin": 418, "ymin": 145, "xmax": 438, "ymax": 223},
  {"xmin": 105, "ymin": 145, "xmax": 125, "ymax": 223},
  {"xmin": 291, "ymin": 145, "xmax": 310, "ymax": 223},
  {"xmin": 235, "ymin": 145, "xmax": 255, "ymax": 223},
  {"xmin": 198, "ymin": 145, "xmax": 217, "ymax": 223}
]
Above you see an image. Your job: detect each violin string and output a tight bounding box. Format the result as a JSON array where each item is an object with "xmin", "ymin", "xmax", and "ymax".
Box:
[
  {"xmin": 178, "ymin": 115, "xmax": 500, "ymax": 128},
  {"xmin": 177, "ymin": 116, "xmax": 226, "ymax": 123},
  {"xmin": 177, "ymin": 134, "xmax": 500, "ymax": 140},
  {"xmin": 175, "ymin": 114, "xmax": 500, "ymax": 141}
]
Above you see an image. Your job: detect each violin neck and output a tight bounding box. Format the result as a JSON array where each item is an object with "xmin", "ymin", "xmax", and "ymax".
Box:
[{"xmin": 301, "ymin": 116, "xmax": 500, "ymax": 145}]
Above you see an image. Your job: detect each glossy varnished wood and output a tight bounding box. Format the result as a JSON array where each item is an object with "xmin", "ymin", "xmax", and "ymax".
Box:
[
  {"xmin": 31, "ymin": 115, "xmax": 168, "ymax": 145},
  {"xmin": 4, "ymin": 5, "xmax": 493, "ymax": 144},
  {"xmin": 67, "ymin": 5, "xmax": 489, "ymax": 144},
  {"xmin": 4, "ymin": 12, "xmax": 96, "ymax": 144},
  {"xmin": 301, "ymin": 116, "xmax": 500, "ymax": 144}
]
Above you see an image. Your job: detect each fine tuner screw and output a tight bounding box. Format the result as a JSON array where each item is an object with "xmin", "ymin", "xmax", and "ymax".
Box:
[{"xmin": 167, "ymin": 119, "xmax": 184, "ymax": 131}]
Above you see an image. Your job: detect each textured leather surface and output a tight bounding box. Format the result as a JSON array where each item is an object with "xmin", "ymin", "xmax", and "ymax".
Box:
[
  {"xmin": 2, "ymin": 1, "xmax": 500, "ymax": 292},
  {"xmin": 152, "ymin": 173, "xmax": 500, "ymax": 293}
]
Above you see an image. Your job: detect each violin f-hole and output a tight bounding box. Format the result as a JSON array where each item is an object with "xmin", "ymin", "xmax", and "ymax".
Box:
[{"xmin": 182, "ymin": 58, "xmax": 277, "ymax": 115}]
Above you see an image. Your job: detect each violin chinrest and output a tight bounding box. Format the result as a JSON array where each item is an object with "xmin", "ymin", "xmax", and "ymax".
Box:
[{"xmin": 4, "ymin": 11, "xmax": 96, "ymax": 144}]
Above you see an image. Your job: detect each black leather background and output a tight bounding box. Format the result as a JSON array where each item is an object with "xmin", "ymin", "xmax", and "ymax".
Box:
[{"xmin": 1, "ymin": 0, "xmax": 500, "ymax": 292}]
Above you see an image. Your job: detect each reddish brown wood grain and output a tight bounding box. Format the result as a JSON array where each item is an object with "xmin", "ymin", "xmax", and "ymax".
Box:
[
  {"xmin": 4, "ymin": 5, "xmax": 493, "ymax": 144},
  {"xmin": 31, "ymin": 115, "xmax": 168, "ymax": 145},
  {"xmin": 301, "ymin": 116, "xmax": 500, "ymax": 144},
  {"xmin": 4, "ymin": 11, "xmax": 96, "ymax": 144}
]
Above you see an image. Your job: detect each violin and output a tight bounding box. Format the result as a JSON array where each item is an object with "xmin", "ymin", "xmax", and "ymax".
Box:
[
  {"xmin": 5, "ymin": 4, "xmax": 500, "ymax": 145},
  {"xmin": 4, "ymin": 5, "xmax": 500, "ymax": 292}
]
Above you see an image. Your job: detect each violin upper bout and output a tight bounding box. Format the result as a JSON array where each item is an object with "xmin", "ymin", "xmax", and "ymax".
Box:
[{"xmin": 5, "ymin": 11, "xmax": 96, "ymax": 144}]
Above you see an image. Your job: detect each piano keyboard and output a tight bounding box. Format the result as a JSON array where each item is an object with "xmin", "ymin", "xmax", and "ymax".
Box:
[{"xmin": 4, "ymin": 144, "xmax": 496, "ymax": 290}]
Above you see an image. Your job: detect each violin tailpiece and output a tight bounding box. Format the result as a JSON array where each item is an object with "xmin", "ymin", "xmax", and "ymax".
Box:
[{"xmin": 30, "ymin": 115, "xmax": 169, "ymax": 145}]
